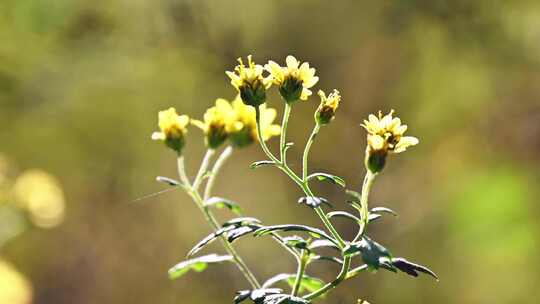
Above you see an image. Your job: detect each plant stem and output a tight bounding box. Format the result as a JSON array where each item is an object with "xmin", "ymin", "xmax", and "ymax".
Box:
[
  {"xmin": 192, "ymin": 149, "xmax": 215, "ymax": 191},
  {"xmin": 280, "ymin": 103, "xmax": 292, "ymax": 164},
  {"xmin": 291, "ymin": 249, "xmax": 308, "ymax": 296},
  {"xmin": 304, "ymin": 255, "xmax": 352, "ymax": 300},
  {"xmin": 302, "ymin": 123, "xmax": 321, "ymax": 180},
  {"xmin": 353, "ymin": 171, "xmax": 376, "ymax": 242},
  {"xmin": 177, "ymin": 156, "xmax": 261, "ymax": 289},
  {"xmin": 203, "ymin": 146, "xmax": 233, "ymax": 201}
]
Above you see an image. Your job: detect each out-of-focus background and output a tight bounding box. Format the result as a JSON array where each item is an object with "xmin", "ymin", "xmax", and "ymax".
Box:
[{"xmin": 1, "ymin": 0, "xmax": 539, "ymax": 303}]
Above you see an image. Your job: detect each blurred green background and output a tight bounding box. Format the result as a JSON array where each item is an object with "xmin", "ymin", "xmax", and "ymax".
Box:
[{"xmin": 1, "ymin": 0, "xmax": 540, "ymax": 303}]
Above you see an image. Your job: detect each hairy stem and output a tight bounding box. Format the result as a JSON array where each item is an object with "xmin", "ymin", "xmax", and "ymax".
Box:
[
  {"xmin": 354, "ymin": 171, "xmax": 376, "ymax": 242},
  {"xmin": 304, "ymin": 255, "xmax": 352, "ymax": 300},
  {"xmin": 203, "ymin": 146, "xmax": 233, "ymax": 201},
  {"xmin": 291, "ymin": 249, "xmax": 308, "ymax": 296},
  {"xmin": 302, "ymin": 123, "xmax": 321, "ymax": 180},
  {"xmin": 177, "ymin": 156, "xmax": 261, "ymax": 289},
  {"xmin": 192, "ymin": 149, "xmax": 215, "ymax": 191},
  {"xmin": 280, "ymin": 103, "xmax": 292, "ymax": 164}
]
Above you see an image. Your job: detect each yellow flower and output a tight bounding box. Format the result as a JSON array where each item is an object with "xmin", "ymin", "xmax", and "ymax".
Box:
[
  {"xmin": 226, "ymin": 97, "xmax": 281, "ymax": 147},
  {"xmin": 151, "ymin": 108, "xmax": 190, "ymax": 153},
  {"xmin": 265, "ymin": 55, "xmax": 319, "ymax": 103},
  {"xmin": 0, "ymin": 259, "xmax": 33, "ymax": 304},
  {"xmin": 316, "ymin": 89, "xmax": 341, "ymax": 125},
  {"xmin": 362, "ymin": 110, "xmax": 419, "ymax": 153},
  {"xmin": 361, "ymin": 110, "xmax": 419, "ymax": 173},
  {"xmin": 192, "ymin": 99, "xmax": 234, "ymax": 149},
  {"xmin": 226, "ymin": 55, "xmax": 271, "ymax": 107},
  {"xmin": 13, "ymin": 169, "xmax": 65, "ymax": 228}
]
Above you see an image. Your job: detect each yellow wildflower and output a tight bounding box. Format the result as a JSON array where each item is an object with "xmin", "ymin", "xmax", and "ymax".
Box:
[
  {"xmin": 192, "ymin": 99, "xmax": 234, "ymax": 149},
  {"xmin": 151, "ymin": 108, "xmax": 190, "ymax": 153},
  {"xmin": 361, "ymin": 110, "xmax": 419, "ymax": 173},
  {"xmin": 265, "ymin": 55, "xmax": 319, "ymax": 103},
  {"xmin": 226, "ymin": 97, "xmax": 281, "ymax": 147},
  {"xmin": 226, "ymin": 55, "xmax": 271, "ymax": 107},
  {"xmin": 315, "ymin": 89, "xmax": 341, "ymax": 125},
  {"xmin": 13, "ymin": 170, "xmax": 65, "ymax": 228}
]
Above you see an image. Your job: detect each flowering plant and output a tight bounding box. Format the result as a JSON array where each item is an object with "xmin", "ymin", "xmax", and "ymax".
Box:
[{"xmin": 150, "ymin": 55, "xmax": 437, "ymax": 303}]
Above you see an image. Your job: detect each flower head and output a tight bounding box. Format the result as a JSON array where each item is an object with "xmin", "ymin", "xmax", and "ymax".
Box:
[
  {"xmin": 316, "ymin": 89, "xmax": 341, "ymax": 125},
  {"xmin": 361, "ymin": 110, "xmax": 419, "ymax": 173},
  {"xmin": 151, "ymin": 107, "xmax": 190, "ymax": 153},
  {"xmin": 226, "ymin": 55, "xmax": 271, "ymax": 107},
  {"xmin": 192, "ymin": 99, "xmax": 234, "ymax": 149},
  {"xmin": 265, "ymin": 55, "xmax": 319, "ymax": 103},
  {"xmin": 226, "ymin": 97, "xmax": 281, "ymax": 147}
]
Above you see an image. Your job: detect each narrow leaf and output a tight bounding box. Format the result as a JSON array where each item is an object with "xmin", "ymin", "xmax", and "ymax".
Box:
[
  {"xmin": 327, "ymin": 211, "xmax": 361, "ymax": 223},
  {"xmin": 371, "ymin": 207, "xmax": 398, "ymax": 216},
  {"xmin": 156, "ymin": 176, "xmax": 181, "ymax": 186},
  {"xmin": 204, "ymin": 197, "xmax": 242, "ymax": 215},
  {"xmin": 254, "ymin": 225, "xmax": 338, "ymax": 246},
  {"xmin": 308, "ymin": 173, "xmax": 346, "ymax": 187},
  {"xmin": 391, "ymin": 257, "xmax": 439, "ymax": 280},
  {"xmin": 308, "ymin": 239, "xmax": 340, "ymax": 251},
  {"xmin": 223, "ymin": 217, "xmax": 262, "ymax": 227},
  {"xmin": 168, "ymin": 254, "xmax": 232, "ymax": 280},
  {"xmin": 250, "ymin": 160, "xmax": 276, "ymax": 169},
  {"xmin": 298, "ymin": 196, "xmax": 333, "ymax": 209}
]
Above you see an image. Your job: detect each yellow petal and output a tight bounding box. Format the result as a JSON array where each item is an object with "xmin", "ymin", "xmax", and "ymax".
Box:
[
  {"xmin": 286, "ymin": 55, "xmax": 299, "ymax": 69},
  {"xmin": 151, "ymin": 132, "xmax": 166, "ymax": 141}
]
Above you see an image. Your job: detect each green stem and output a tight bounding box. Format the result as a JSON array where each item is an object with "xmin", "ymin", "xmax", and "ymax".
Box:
[
  {"xmin": 192, "ymin": 149, "xmax": 215, "ymax": 191},
  {"xmin": 304, "ymin": 255, "xmax": 352, "ymax": 300},
  {"xmin": 280, "ymin": 103, "xmax": 292, "ymax": 164},
  {"xmin": 302, "ymin": 123, "xmax": 321, "ymax": 180},
  {"xmin": 203, "ymin": 146, "xmax": 233, "ymax": 201},
  {"xmin": 353, "ymin": 171, "xmax": 376, "ymax": 242},
  {"xmin": 255, "ymin": 107, "xmax": 280, "ymax": 164},
  {"xmin": 291, "ymin": 249, "xmax": 308, "ymax": 296},
  {"xmin": 177, "ymin": 156, "xmax": 261, "ymax": 289}
]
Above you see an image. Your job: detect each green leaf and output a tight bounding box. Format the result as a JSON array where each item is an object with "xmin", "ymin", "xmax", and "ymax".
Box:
[
  {"xmin": 307, "ymin": 173, "xmax": 346, "ymax": 187},
  {"xmin": 204, "ymin": 197, "xmax": 242, "ymax": 215},
  {"xmin": 262, "ymin": 294, "xmax": 310, "ymax": 303},
  {"xmin": 223, "ymin": 217, "xmax": 262, "ymax": 227},
  {"xmin": 168, "ymin": 254, "xmax": 233, "ymax": 280},
  {"xmin": 187, "ymin": 226, "xmax": 234, "ymax": 257},
  {"xmin": 281, "ymin": 236, "xmax": 309, "ymax": 250},
  {"xmin": 371, "ymin": 207, "xmax": 398, "ymax": 217},
  {"xmin": 255, "ymin": 225, "xmax": 339, "ymax": 246},
  {"xmin": 188, "ymin": 218, "xmax": 261, "ymax": 257},
  {"xmin": 343, "ymin": 237, "xmax": 393, "ymax": 270},
  {"xmin": 298, "ymin": 196, "xmax": 332, "ymax": 209},
  {"xmin": 387, "ymin": 258, "xmax": 439, "ymax": 280},
  {"xmin": 234, "ymin": 289, "xmax": 282, "ymax": 304},
  {"xmin": 286, "ymin": 275, "xmax": 324, "ymax": 293},
  {"xmin": 308, "ymin": 239, "xmax": 340, "ymax": 251},
  {"xmin": 262, "ymin": 273, "xmax": 324, "ymax": 293},
  {"xmin": 156, "ymin": 176, "xmax": 180, "ymax": 186},
  {"xmin": 310, "ymin": 255, "xmax": 343, "ymax": 265},
  {"xmin": 250, "ymin": 160, "xmax": 276, "ymax": 169},
  {"xmin": 326, "ymin": 211, "xmax": 361, "ymax": 223}
]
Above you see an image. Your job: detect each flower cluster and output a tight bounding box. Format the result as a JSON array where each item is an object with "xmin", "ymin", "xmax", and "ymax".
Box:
[
  {"xmin": 153, "ymin": 98, "xmax": 281, "ymax": 152},
  {"xmin": 148, "ymin": 54, "xmax": 431, "ymax": 304}
]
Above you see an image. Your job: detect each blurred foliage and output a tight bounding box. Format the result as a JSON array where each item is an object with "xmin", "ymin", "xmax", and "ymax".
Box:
[{"xmin": 0, "ymin": 0, "xmax": 539, "ymax": 303}]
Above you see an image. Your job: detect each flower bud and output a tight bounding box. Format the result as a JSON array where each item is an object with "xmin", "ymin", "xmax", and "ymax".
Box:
[
  {"xmin": 315, "ymin": 89, "xmax": 341, "ymax": 125},
  {"xmin": 151, "ymin": 108, "xmax": 190, "ymax": 154}
]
